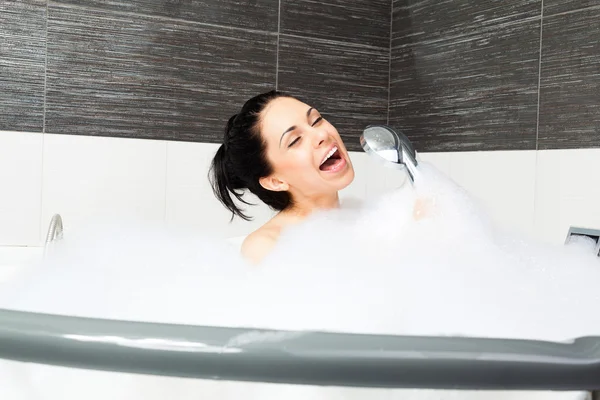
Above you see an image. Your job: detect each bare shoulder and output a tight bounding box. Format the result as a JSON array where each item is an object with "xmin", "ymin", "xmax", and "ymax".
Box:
[{"xmin": 241, "ymin": 226, "xmax": 279, "ymax": 265}]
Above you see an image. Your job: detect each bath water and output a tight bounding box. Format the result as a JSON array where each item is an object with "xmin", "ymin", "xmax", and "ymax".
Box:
[{"xmin": 0, "ymin": 162, "xmax": 597, "ymax": 400}]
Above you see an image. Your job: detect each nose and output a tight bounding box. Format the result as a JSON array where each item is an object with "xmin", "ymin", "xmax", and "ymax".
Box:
[{"xmin": 312, "ymin": 125, "xmax": 329, "ymax": 148}]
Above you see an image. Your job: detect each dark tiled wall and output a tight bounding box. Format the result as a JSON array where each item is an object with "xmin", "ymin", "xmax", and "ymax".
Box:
[
  {"xmin": 390, "ymin": 0, "xmax": 600, "ymax": 152},
  {"xmin": 0, "ymin": 0, "xmax": 390, "ymax": 151},
  {"xmin": 4, "ymin": 1, "xmax": 598, "ymax": 153},
  {"xmin": 538, "ymin": 4, "xmax": 600, "ymax": 150},
  {"xmin": 0, "ymin": 0, "xmax": 47, "ymax": 132},
  {"xmin": 44, "ymin": 3, "xmax": 277, "ymax": 143}
]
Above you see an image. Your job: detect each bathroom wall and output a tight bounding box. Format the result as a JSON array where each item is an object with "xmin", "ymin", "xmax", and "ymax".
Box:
[
  {"xmin": 0, "ymin": 0, "xmax": 390, "ymax": 246},
  {"xmin": 390, "ymin": 0, "xmax": 600, "ymax": 243},
  {"xmin": 1, "ymin": 0, "xmax": 390, "ymax": 150},
  {"xmin": 390, "ymin": 0, "xmax": 600, "ymax": 152},
  {"xmin": 1, "ymin": 0, "xmax": 599, "ymax": 249}
]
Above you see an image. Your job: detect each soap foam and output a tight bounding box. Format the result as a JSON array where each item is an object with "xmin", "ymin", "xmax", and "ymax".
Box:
[{"xmin": 0, "ymin": 162, "xmax": 597, "ymax": 400}]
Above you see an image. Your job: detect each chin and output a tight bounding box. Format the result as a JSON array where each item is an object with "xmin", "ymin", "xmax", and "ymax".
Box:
[{"xmin": 336, "ymin": 163, "xmax": 355, "ymax": 190}]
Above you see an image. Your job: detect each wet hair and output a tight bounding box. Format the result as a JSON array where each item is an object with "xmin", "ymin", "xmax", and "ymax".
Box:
[{"xmin": 208, "ymin": 90, "xmax": 297, "ymax": 221}]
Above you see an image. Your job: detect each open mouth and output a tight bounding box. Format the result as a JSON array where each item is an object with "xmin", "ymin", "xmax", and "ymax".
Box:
[{"xmin": 319, "ymin": 146, "xmax": 344, "ymax": 172}]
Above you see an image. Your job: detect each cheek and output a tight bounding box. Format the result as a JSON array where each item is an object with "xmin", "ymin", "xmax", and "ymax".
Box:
[
  {"xmin": 288, "ymin": 152, "xmax": 315, "ymax": 172},
  {"xmin": 275, "ymin": 152, "xmax": 317, "ymax": 179}
]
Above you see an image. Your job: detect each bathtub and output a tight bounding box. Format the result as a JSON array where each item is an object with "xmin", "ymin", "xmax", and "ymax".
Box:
[
  {"xmin": 0, "ymin": 306, "xmax": 599, "ymax": 399},
  {"xmin": 227, "ymin": 235, "xmax": 247, "ymax": 251},
  {"xmin": 0, "ymin": 240, "xmax": 599, "ymax": 399},
  {"xmin": 0, "ymin": 246, "xmax": 43, "ymax": 284}
]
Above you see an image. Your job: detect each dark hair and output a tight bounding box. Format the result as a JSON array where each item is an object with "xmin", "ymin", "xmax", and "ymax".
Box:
[{"xmin": 208, "ymin": 90, "xmax": 296, "ymax": 221}]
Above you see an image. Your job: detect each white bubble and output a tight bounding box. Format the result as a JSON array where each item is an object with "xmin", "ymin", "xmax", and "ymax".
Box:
[{"xmin": 0, "ymin": 162, "xmax": 597, "ymax": 400}]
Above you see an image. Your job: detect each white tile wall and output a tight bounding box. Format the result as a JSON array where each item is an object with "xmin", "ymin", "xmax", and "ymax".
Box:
[
  {"xmin": 417, "ymin": 150, "xmax": 538, "ymax": 238},
  {"xmin": 339, "ymin": 151, "xmax": 368, "ymax": 202},
  {"xmin": 534, "ymin": 149, "xmax": 600, "ymax": 245},
  {"xmin": 41, "ymin": 134, "xmax": 167, "ymax": 237},
  {"xmin": 417, "ymin": 152, "xmax": 452, "ymax": 175},
  {"xmin": 448, "ymin": 150, "xmax": 537, "ymax": 238},
  {"xmin": 165, "ymin": 140, "xmax": 274, "ymax": 239},
  {"xmin": 1, "ymin": 132, "xmax": 599, "ymax": 248},
  {"xmin": 0, "ymin": 131, "xmax": 43, "ymax": 246},
  {"xmin": 358, "ymin": 152, "xmax": 410, "ymax": 201}
]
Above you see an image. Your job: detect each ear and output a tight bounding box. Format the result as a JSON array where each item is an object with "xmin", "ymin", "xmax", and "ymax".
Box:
[{"xmin": 259, "ymin": 175, "xmax": 289, "ymax": 192}]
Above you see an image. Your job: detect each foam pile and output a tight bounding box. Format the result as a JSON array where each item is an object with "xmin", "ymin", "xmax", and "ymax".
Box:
[{"xmin": 0, "ymin": 162, "xmax": 597, "ymax": 400}]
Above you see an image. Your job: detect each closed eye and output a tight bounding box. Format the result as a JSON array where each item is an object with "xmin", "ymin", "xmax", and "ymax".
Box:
[
  {"xmin": 288, "ymin": 137, "xmax": 301, "ymax": 147},
  {"xmin": 288, "ymin": 116, "xmax": 323, "ymax": 148}
]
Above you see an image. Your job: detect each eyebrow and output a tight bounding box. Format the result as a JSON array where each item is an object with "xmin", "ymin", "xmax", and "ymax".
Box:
[{"xmin": 279, "ymin": 107, "xmax": 315, "ymax": 147}]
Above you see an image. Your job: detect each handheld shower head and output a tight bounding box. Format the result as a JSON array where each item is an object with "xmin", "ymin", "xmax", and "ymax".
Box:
[{"xmin": 360, "ymin": 125, "xmax": 419, "ymax": 185}]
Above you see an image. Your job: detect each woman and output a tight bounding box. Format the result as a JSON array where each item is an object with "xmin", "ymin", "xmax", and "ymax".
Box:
[
  {"xmin": 209, "ymin": 90, "xmax": 355, "ymax": 264},
  {"xmin": 210, "ymin": 90, "xmax": 430, "ymax": 265}
]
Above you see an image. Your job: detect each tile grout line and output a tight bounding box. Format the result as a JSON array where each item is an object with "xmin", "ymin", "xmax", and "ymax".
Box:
[
  {"xmin": 532, "ymin": 0, "xmax": 544, "ymax": 235},
  {"xmin": 532, "ymin": 149, "xmax": 540, "ymax": 236},
  {"xmin": 39, "ymin": 0, "xmax": 49, "ymax": 245},
  {"xmin": 535, "ymin": 0, "xmax": 544, "ymax": 151},
  {"xmin": 387, "ymin": 0, "xmax": 394, "ymax": 122},
  {"xmin": 38, "ymin": 134, "xmax": 46, "ymax": 246},
  {"xmin": 42, "ymin": 0, "xmax": 49, "ymax": 133},
  {"xmin": 275, "ymin": 0, "xmax": 281, "ymax": 90},
  {"xmin": 163, "ymin": 142, "xmax": 169, "ymax": 225}
]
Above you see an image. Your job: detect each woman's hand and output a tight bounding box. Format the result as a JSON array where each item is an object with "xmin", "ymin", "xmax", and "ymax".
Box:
[{"xmin": 413, "ymin": 197, "xmax": 435, "ymax": 221}]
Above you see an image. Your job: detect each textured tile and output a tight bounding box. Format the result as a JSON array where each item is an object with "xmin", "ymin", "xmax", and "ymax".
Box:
[
  {"xmin": 281, "ymin": 0, "xmax": 391, "ymax": 47},
  {"xmin": 392, "ymin": 0, "xmax": 541, "ymax": 48},
  {"xmin": 41, "ymin": 134, "xmax": 167, "ymax": 234},
  {"xmin": 278, "ymin": 35, "xmax": 389, "ymax": 152},
  {"xmin": 0, "ymin": 131, "xmax": 43, "ymax": 246},
  {"xmin": 45, "ymin": 4, "xmax": 277, "ymax": 142},
  {"xmin": 538, "ymin": 9, "xmax": 600, "ymax": 150},
  {"xmin": 52, "ymin": 0, "xmax": 279, "ymax": 32},
  {"xmin": 0, "ymin": 0, "xmax": 46, "ymax": 132},
  {"xmin": 390, "ymin": 19, "xmax": 540, "ymax": 152},
  {"xmin": 544, "ymin": 0, "xmax": 600, "ymax": 16}
]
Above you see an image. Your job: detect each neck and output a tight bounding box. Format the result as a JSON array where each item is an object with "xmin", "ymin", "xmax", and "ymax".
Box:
[{"xmin": 284, "ymin": 192, "xmax": 340, "ymax": 219}]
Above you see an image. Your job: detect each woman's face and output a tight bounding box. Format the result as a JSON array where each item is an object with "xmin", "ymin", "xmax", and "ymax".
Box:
[{"xmin": 257, "ymin": 96, "xmax": 355, "ymax": 200}]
